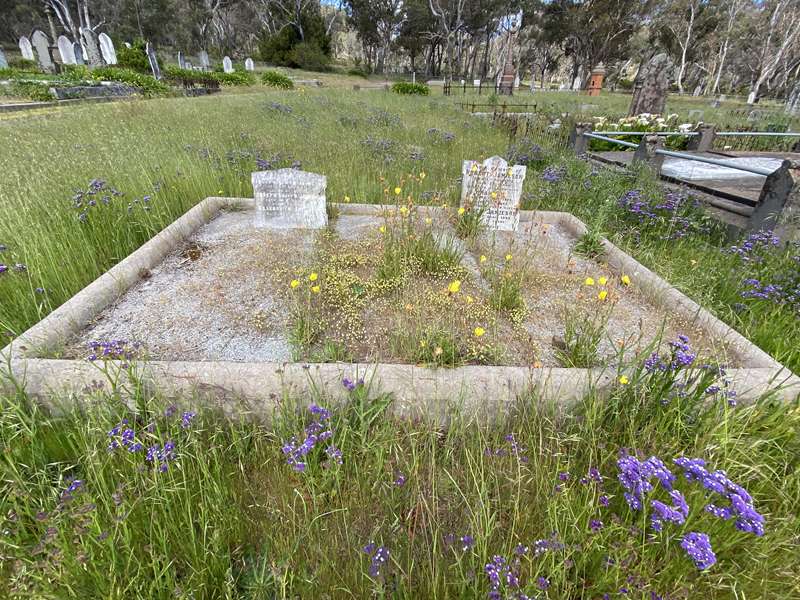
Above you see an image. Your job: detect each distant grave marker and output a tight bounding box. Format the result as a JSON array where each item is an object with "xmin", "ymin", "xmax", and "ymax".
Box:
[
  {"xmin": 0, "ymin": 48, "xmax": 7, "ymax": 69},
  {"xmin": 460, "ymin": 156, "xmax": 527, "ymax": 231},
  {"xmin": 146, "ymin": 42, "xmax": 161, "ymax": 79},
  {"xmin": 19, "ymin": 36, "xmax": 34, "ymax": 61},
  {"xmin": 57, "ymin": 35, "xmax": 75, "ymax": 64},
  {"xmin": 223, "ymin": 56, "xmax": 233, "ymax": 73},
  {"xmin": 31, "ymin": 30, "xmax": 54, "ymax": 73},
  {"xmin": 73, "ymin": 42, "xmax": 85, "ymax": 65},
  {"xmin": 245, "ymin": 57, "xmax": 254, "ymax": 71},
  {"xmin": 628, "ymin": 53, "xmax": 671, "ymax": 116},
  {"xmin": 688, "ymin": 109, "xmax": 704, "ymax": 121},
  {"xmin": 98, "ymin": 33, "xmax": 117, "ymax": 64},
  {"xmin": 251, "ymin": 169, "xmax": 328, "ymax": 229},
  {"xmin": 178, "ymin": 50, "xmax": 186, "ymax": 69},
  {"xmin": 199, "ymin": 50, "xmax": 210, "ymax": 70},
  {"xmin": 81, "ymin": 29, "xmax": 103, "ymax": 67}
]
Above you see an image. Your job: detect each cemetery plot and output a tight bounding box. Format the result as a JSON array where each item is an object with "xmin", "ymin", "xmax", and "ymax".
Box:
[{"xmin": 63, "ymin": 204, "xmax": 740, "ymax": 368}]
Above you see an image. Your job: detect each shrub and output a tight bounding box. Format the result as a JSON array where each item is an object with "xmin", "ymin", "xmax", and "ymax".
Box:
[
  {"xmin": 289, "ymin": 42, "xmax": 331, "ymax": 72},
  {"xmin": 7, "ymin": 58, "xmax": 39, "ymax": 71},
  {"xmin": 261, "ymin": 70, "xmax": 294, "ymax": 89},
  {"xmin": 61, "ymin": 64, "xmax": 92, "ymax": 81},
  {"xmin": 391, "ymin": 82, "xmax": 429, "ymax": 95},
  {"xmin": 346, "ymin": 67, "xmax": 369, "ymax": 78},
  {"xmin": 91, "ymin": 67, "xmax": 169, "ymax": 97},
  {"xmin": 116, "ymin": 39, "xmax": 157, "ymax": 74},
  {"xmin": 162, "ymin": 65, "xmax": 219, "ymax": 87},
  {"xmin": 1, "ymin": 81, "xmax": 55, "ymax": 101},
  {"xmin": 213, "ymin": 71, "xmax": 255, "ymax": 86}
]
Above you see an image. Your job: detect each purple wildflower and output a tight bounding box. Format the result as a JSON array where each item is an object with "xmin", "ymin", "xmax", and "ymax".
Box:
[{"xmin": 681, "ymin": 532, "xmax": 716, "ymax": 570}]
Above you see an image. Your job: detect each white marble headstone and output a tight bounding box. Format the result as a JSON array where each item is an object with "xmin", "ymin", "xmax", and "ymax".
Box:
[
  {"xmin": 252, "ymin": 169, "xmax": 327, "ymax": 229},
  {"xmin": 245, "ymin": 57, "xmax": 254, "ymax": 71},
  {"xmin": 222, "ymin": 56, "xmax": 233, "ymax": 73},
  {"xmin": 0, "ymin": 48, "xmax": 7, "ymax": 69},
  {"xmin": 199, "ymin": 50, "xmax": 210, "ymax": 69},
  {"xmin": 461, "ymin": 156, "xmax": 527, "ymax": 231},
  {"xmin": 57, "ymin": 36, "xmax": 76, "ymax": 64},
  {"xmin": 98, "ymin": 33, "xmax": 117, "ymax": 64},
  {"xmin": 31, "ymin": 30, "xmax": 54, "ymax": 72},
  {"xmin": 19, "ymin": 36, "xmax": 34, "ymax": 61}
]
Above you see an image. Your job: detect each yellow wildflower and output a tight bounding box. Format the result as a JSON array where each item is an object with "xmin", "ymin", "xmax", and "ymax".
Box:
[
  {"xmin": 448, "ymin": 280, "xmax": 462, "ymax": 294},
  {"xmin": 474, "ymin": 327, "xmax": 486, "ymax": 337},
  {"xmin": 405, "ymin": 303, "xmax": 413, "ymax": 312},
  {"xmin": 309, "ymin": 272, "xmax": 318, "ymax": 282},
  {"xmin": 598, "ymin": 290, "xmax": 608, "ymax": 301},
  {"xmin": 598, "ymin": 276, "xmax": 608, "ymax": 285},
  {"xmin": 425, "ymin": 217, "xmax": 432, "ymax": 225},
  {"xmin": 311, "ymin": 285, "xmax": 320, "ymax": 294},
  {"xmin": 433, "ymin": 346, "xmax": 443, "ymax": 356},
  {"xmin": 290, "ymin": 279, "xmax": 300, "ymax": 289},
  {"xmin": 419, "ymin": 340, "xmax": 427, "ymax": 348},
  {"xmin": 619, "ymin": 375, "xmax": 629, "ymax": 385},
  {"xmin": 507, "ymin": 168, "xmax": 513, "ymax": 176},
  {"xmin": 466, "ymin": 295, "xmax": 474, "ymax": 304},
  {"xmin": 344, "ymin": 195, "xmax": 351, "ymax": 203},
  {"xmin": 621, "ymin": 274, "xmax": 631, "ymax": 286},
  {"xmin": 458, "ymin": 207, "xmax": 466, "ymax": 215},
  {"xmin": 419, "ymin": 171, "xmax": 426, "ymax": 179},
  {"xmin": 394, "ymin": 187, "xmax": 402, "ymax": 195},
  {"xmin": 379, "ymin": 225, "xmax": 386, "ymax": 233},
  {"xmin": 505, "ymin": 254, "xmax": 512, "ymax": 262},
  {"xmin": 480, "ymin": 255, "xmax": 487, "ymax": 263},
  {"xmin": 218, "ymin": 189, "xmax": 224, "ymax": 194},
  {"xmin": 471, "ymin": 164, "xmax": 478, "ymax": 172},
  {"xmin": 399, "ymin": 206, "xmax": 409, "ymax": 216},
  {"xmin": 585, "ymin": 277, "xmax": 595, "ymax": 286},
  {"xmin": 491, "ymin": 191, "xmax": 498, "ymax": 199}
]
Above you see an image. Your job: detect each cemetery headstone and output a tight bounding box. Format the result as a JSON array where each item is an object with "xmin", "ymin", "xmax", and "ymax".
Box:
[
  {"xmin": 747, "ymin": 91, "xmax": 756, "ymax": 105},
  {"xmin": 178, "ymin": 51, "xmax": 185, "ymax": 69},
  {"xmin": 0, "ymin": 48, "xmax": 7, "ymax": 69},
  {"xmin": 185, "ymin": 60, "xmax": 192, "ymax": 70},
  {"xmin": 19, "ymin": 36, "xmax": 34, "ymax": 61},
  {"xmin": 692, "ymin": 85, "xmax": 702, "ymax": 96},
  {"xmin": 57, "ymin": 35, "xmax": 76, "ymax": 65},
  {"xmin": 514, "ymin": 74, "xmax": 520, "ymax": 88},
  {"xmin": 31, "ymin": 30, "xmax": 55, "ymax": 73},
  {"xmin": 73, "ymin": 42, "xmax": 85, "ymax": 65},
  {"xmin": 199, "ymin": 50, "xmax": 210, "ymax": 70},
  {"xmin": 710, "ymin": 98, "xmax": 721, "ymax": 108},
  {"xmin": 98, "ymin": 33, "xmax": 117, "ymax": 65},
  {"xmin": 146, "ymin": 42, "xmax": 161, "ymax": 79},
  {"xmin": 251, "ymin": 169, "xmax": 328, "ymax": 229},
  {"xmin": 245, "ymin": 57, "xmax": 255, "ymax": 71},
  {"xmin": 628, "ymin": 53, "xmax": 671, "ymax": 116},
  {"xmin": 81, "ymin": 29, "xmax": 103, "ymax": 67},
  {"xmin": 572, "ymin": 75, "xmax": 582, "ymax": 90},
  {"xmin": 460, "ymin": 156, "xmax": 527, "ymax": 231},
  {"xmin": 473, "ymin": 79, "xmax": 481, "ymax": 87},
  {"xmin": 223, "ymin": 56, "xmax": 233, "ymax": 74}
]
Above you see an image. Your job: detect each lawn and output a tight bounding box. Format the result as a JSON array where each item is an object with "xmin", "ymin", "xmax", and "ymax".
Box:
[{"xmin": 1, "ymin": 85, "xmax": 799, "ymax": 598}]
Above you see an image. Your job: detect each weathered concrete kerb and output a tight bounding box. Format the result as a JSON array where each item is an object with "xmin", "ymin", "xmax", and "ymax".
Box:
[{"xmin": 3, "ymin": 198, "xmax": 798, "ymax": 418}]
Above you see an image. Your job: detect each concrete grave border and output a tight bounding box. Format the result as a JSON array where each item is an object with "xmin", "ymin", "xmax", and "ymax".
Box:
[{"xmin": 3, "ymin": 198, "xmax": 798, "ymax": 419}]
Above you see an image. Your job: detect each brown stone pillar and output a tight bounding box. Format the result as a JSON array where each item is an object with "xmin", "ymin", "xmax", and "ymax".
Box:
[{"xmin": 586, "ymin": 63, "xmax": 606, "ymax": 97}]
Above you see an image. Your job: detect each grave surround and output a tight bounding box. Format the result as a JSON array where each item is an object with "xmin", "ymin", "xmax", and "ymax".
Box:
[{"xmin": 3, "ymin": 198, "xmax": 797, "ymax": 420}]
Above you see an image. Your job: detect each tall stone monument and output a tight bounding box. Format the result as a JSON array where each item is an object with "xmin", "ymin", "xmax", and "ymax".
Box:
[
  {"xmin": 460, "ymin": 156, "xmax": 527, "ymax": 231},
  {"xmin": 628, "ymin": 53, "xmax": 671, "ymax": 116},
  {"xmin": 223, "ymin": 56, "xmax": 233, "ymax": 74},
  {"xmin": 31, "ymin": 30, "xmax": 54, "ymax": 73},
  {"xmin": 57, "ymin": 35, "xmax": 76, "ymax": 65},
  {"xmin": 19, "ymin": 36, "xmax": 34, "ymax": 61},
  {"xmin": 98, "ymin": 33, "xmax": 117, "ymax": 65},
  {"xmin": 178, "ymin": 51, "xmax": 186, "ymax": 69},
  {"xmin": 252, "ymin": 169, "xmax": 328, "ymax": 229},
  {"xmin": 81, "ymin": 29, "xmax": 103, "ymax": 67},
  {"xmin": 497, "ymin": 22, "xmax": 518, "ymax": 95}
]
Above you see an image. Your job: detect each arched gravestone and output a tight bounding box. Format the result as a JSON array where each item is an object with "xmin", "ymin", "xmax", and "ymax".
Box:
[
  {"xmin": 0, "ymin": 48, "xmax": 7, "ymax": 69},
  {"xmin": 628, "ymin": 53, "xmax": 671, "ymax": 116},
  {"xmin": 57, "ymin": 35, "xmax": 76, "ymax": 64},
  {"xmin": 19, "ymin": 36, "xmax": 34, "ymax": 61},
  {"xmin": 73, "ymin": 42, "xmax": 85, "ymax": 65},
  {"xmin": 199, "ymin": 50, "xmax": 210, "ymax": 70},
  {"xmin": 31, "ymin": 30, "xmax": 55, "ymax": 73},
  {"xmin": 81, "ymin": 29, "xmax": 103, "ymax": 67},
  {"xmin": 98, "ymin": 33, "xmax": 117, "ymax": 65},
  {"xmin": 223, "ymin": 56, "xmax": 233, "ymax": 73},
  {"xmin": 245, "ymin": 58, "xmax": 254, "ymax": 71}
]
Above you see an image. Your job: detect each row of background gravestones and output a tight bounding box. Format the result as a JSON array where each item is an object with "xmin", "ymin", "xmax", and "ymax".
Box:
[{"xmin": 3, "ymin": 31, "xmax": 254, "ymax": 80}]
